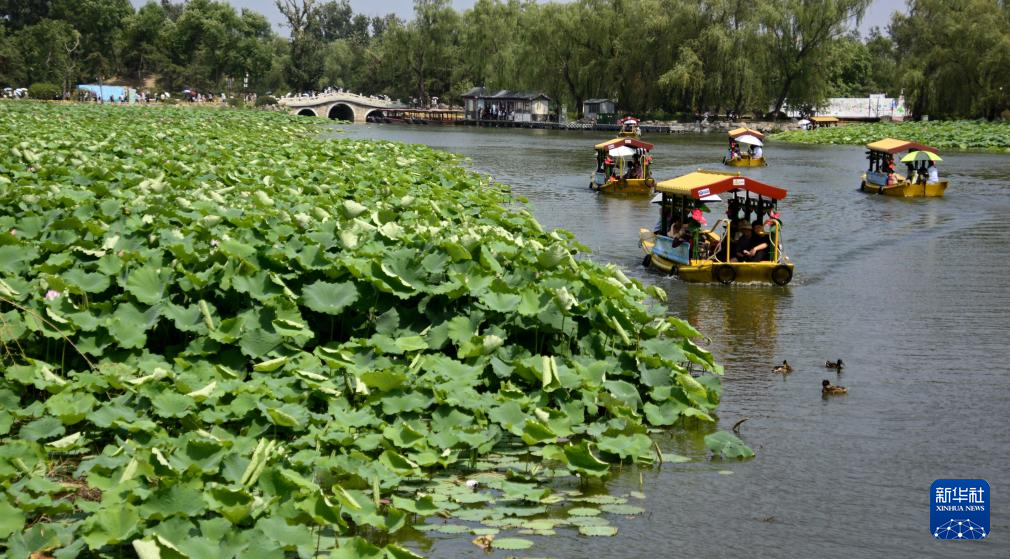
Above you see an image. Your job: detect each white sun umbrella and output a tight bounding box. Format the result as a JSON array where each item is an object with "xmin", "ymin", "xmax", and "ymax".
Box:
[
  {"xmin": 609, "ymin": 145, "xmax": 636, "ymax": 157},
  {"xmin": 797, "ymin": 119, "xmax": 810, "ymax": 126},
  {"xmin": 734, "ymin": 134, "xmax": 764, "ymax": 147}
]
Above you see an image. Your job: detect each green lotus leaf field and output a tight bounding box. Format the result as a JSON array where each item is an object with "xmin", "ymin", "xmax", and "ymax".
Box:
[{"xmin": 0, "ymin": 102, "xmax": 739, "ymax": 557}]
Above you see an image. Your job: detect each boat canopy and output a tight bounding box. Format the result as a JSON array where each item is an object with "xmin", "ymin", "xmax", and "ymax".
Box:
[
  {"xmin": 734, "ymin": 134, "xmax": 763, "ymax": 146},
  {"xmin": 655, "ymin": 170, "xmax": 787, "ymax": 200},
  {"xmin": 728, "ymin": 127, "xmax": 765, "ymax": 141},
  {"xmin": 811, "ymin": 116, "xmax": 839, "ymax": 124},
  {"xmin": 594, "ymin": 137, "xmax": 654, "ymax": 151},
  {"xmin": 866, "ymin": 138, "xmax": 939, "ymax": 155}
]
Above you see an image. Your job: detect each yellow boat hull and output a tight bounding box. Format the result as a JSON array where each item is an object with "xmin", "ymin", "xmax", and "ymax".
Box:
[
  {"xmin": 724, "ymin": 155, "xmax": 766, "ymax": 167},
  {"xmin": 592, "ymin": 178, "xmax": 654, "ymax": 195},
  {"xmin": 860, "ymin": 178, "xmax": 947, "ymax": 197},
  {"xmin": 640, "ymin": 234, "xmax": 793, "ymax": 285}
]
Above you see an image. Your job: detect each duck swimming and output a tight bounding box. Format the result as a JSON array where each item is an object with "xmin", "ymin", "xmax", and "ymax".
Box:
[
  {"xmin": 825, "ymin": 359, "xmax": 845, "ymax": 370},
  {"xmin": 773, "ymin": 360, "xmax": 793, "ymax": 373},
  {"xmin": 822, "ymin": 379, "xmax": 848, "ymax": 395}
]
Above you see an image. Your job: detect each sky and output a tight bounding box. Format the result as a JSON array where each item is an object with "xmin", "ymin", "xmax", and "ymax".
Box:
[{"xmin": 130, "ymin": 0, "xmax": 907, "ymax": 36}]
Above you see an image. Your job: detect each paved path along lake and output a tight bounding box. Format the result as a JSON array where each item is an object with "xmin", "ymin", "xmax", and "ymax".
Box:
[{"xmin": 341, "ymin": 124, "xmax": 1009, "ymax": 558}]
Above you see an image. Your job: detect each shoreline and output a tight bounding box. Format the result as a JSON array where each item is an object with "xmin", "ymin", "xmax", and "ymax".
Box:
[{"xmin": 770, "ymin": 120, "xmax": 1010, "ymax": 152}]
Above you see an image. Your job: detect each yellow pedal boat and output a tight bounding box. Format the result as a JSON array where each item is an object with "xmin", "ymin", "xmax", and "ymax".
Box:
[
  {"xmin": 724, "ymin": 127, "xmax": 767, "ymax": 167},
  {"xmin": 860, "ymin": 138, "xmax": 948, "ymax": 197},
  {"xmin": 617, "ymin": 116, "xmax": 641, "ymax": 138},
  {"xmin": 590, "ymin": 137, "xmax": 655, "ymax": 195},
  {"xmin": 640, "ymin": 170, "xmax": 794, "ymax": 285}
]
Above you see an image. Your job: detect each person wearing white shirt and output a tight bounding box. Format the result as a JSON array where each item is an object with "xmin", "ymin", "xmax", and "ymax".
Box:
[
  {"xmin": 927, "ymin": 161, "xmax": 939, "ymax": 183},
  {"xmin": 753, "ymin": 145, "xmax": 763, "ymax": 159}
]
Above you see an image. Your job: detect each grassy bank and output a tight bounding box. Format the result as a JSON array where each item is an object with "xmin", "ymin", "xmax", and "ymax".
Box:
[
  {"xmin": 0, "ymin": 103, "xmax": 745, "ymax": 557},
  {"xmin": 771, "ymin": 120, "xmax": 1010, "ymax": 152}
]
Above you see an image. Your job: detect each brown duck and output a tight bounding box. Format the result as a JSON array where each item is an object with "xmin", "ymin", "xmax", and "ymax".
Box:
[{"xmin": 822, "ymin": 379, "xmax": 848, "ymax": 395}]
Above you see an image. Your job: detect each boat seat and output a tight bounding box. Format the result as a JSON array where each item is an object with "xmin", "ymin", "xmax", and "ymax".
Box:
[{"xmin": 866, "ymin": 171, "xmax": 888, "ymax": 186}]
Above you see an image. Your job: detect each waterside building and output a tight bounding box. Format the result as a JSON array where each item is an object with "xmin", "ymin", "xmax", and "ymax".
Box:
[{"xmin": 462, "ymin": 87, "xmax": 552, "ymax": 122}]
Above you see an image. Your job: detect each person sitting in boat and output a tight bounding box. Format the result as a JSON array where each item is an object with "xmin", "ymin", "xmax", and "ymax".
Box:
[
  {"xmin": 668, "ymin": 220, "xmax": 692, "ymax": 245},
  {"xmin": 748, "ymin": 221, "xmax": 773, "ymax": 261},
  {"xmin": 885, "ymin": 162, "xmax": 897, "ymax": 185},
  {"xmin": 731, "ymin": 221, "xmax": 753, "ymax": 261},
  {"xmin": 732, "ymin": 221, "xmax": 771, "ymax": 262},
  {"xmin": 753, "ymin": 144, "xmax": 763, "ymax": 159},
  {"xmin": 926, "ymin": 161, "xmax": 939, "ymax": 183},
  {"xmin": 906, "ymin": 161, "xmax": 917, "ymax": 184}
]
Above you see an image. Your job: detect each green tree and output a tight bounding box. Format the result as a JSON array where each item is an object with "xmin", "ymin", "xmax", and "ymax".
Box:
[
  {"xmin": 119, "ymin": 2, "xmax": 168, "ymax": 82},
  {"xmin": 891, "ymin": 0, "xmax": 1010, "ymax": 119},
  {"xmin": 15, "ymin": 19, "xmax": 81, "ymax": 93},
  {"xmin": 760, "ymin": 0, "xmax": 871, "ymax": 115},
  {"xmin": 50, "ymin": 0, "xmax": 133, "ymax": 79},
  {"xmin": 381, "ymin": 0, "xmax": 459, "ymax": 104},
  {"xmin": 0, "ymin": 0, "xmax": 57, "ymax": 30},
  {"xmin": 0, "ymin": 23, "xmax": 27, "ymax": 86}
]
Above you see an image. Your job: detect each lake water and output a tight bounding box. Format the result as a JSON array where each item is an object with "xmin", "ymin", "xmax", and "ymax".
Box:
[{"xmin": 339, "ymin": 124, "xmax": 1009, "ymax": 558}]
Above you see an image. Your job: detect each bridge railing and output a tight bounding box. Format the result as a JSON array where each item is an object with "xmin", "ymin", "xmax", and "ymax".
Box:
[{"xmin": 278, "ymin": 91, "xmax": 403, "ymax": 108}]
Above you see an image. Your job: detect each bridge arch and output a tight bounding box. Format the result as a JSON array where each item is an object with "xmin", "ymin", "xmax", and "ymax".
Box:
[
  {"xmin": 364, "ymin": 109, "xmax": 386, "ymax": 122},
  {"xmin": 296, "ymin": 108, "xmax": 316, "ymax": 117},
  {"xmin": 328, "ymin": 103, "xmax": 355, "ymax": 121}
]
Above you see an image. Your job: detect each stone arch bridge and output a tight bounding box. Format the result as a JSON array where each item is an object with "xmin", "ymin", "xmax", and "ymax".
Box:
[{"xmin": 278, "ymin": 92, "xmax": 404, "ymax": 123}]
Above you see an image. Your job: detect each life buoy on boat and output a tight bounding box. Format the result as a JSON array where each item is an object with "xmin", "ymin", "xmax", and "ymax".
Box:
[
  {"xmin": 714, "ymin": 264, "xmax": 736, "ymax": 284},
  {"xmin": 770, "ymin": 265, "xmax": 793, "ymax": 286}
]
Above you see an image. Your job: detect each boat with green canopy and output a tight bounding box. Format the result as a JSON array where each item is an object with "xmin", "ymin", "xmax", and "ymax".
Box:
[{"xmin": 860, "ymin": 138, "xmax": 948, "ymax": 197}]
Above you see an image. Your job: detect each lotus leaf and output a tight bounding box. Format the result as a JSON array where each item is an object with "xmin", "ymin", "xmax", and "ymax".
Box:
[
  {"xmin": 490, "ymin": 537, "xmax": 535, "ymax": 550},
  {"xmin": 578, "ymin": 525, "xmax": 618, "ymax": 537},
  {"xmin": 705, "ymin": 431, "xmax": 756, "ymax": 460},
  {"xmin": 600, "ymin": 504, "xmax": 645, "ymax": 516}
]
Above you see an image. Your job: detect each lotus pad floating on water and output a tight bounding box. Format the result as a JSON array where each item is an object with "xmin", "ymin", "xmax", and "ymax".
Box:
[
  {"xmin": 491, "ymin": 537, "xmax": 535, "ymax": 550},
  {"xmin": 579, "ymin": 525, "xmax": 619, "ymax": 537}
]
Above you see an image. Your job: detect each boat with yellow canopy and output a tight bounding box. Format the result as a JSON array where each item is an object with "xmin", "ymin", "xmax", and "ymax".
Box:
[
  {"xmin": 860, "ymin": 138, "xmax": 948, "ymax": 197},
  {"xmin": 589, "ymin": 137, "xmax": 655, "ymax": 195},
  {"xmin": 724, "ymin": 127, "xmax": 767, "ymax": 167},
  {"xmin": 640, "ymin": 169, "xmax": 794, "ymax": 285}
]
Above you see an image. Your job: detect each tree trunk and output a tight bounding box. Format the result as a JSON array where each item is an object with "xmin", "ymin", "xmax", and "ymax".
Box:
[{"xmin": 773, "ymin": 74, "xmax": 793, "ymax": 119}]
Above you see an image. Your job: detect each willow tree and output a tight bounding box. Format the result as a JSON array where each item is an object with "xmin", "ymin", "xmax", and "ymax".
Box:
[
  {"xmin": 891, "ymin": 0, "xmax": 1010, "ymax": 119},
  {"xmin": 760, "ymin": 0, "xmax": 870, "ymax": 115}
]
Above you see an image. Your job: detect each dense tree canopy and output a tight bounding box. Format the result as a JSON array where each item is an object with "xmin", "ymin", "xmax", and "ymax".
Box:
[{"xmin": 1, "ymin": 0, "xmax": 1008, "ymax": 119}]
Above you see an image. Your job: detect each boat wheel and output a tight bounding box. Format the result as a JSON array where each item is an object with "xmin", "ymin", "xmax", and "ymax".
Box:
[
  {"xmin": 642, "ymin": 254, "xmax": 652, "ymax": 268},
  {"xmin": 771, "ymin": 265, "xmax": 793, "ymax": 286},
  {"xmin": 714, "ymin": 265, "xmax": 736, "ymax": 284}
]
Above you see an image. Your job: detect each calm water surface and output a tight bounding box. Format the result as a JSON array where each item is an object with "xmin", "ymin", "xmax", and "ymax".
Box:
[{"xmin": 339, "ymin": 124, "xmax": 1010, "ymax": 558}]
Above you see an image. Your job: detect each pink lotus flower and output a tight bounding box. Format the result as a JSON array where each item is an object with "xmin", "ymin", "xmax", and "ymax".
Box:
[
  {"xmin": 769, "ymin": 211, "xmax": 781, "ymax": 219},
  {"xmin": 691, "ymin": 208, "xmax": 708, "ymax": 226},
  {"xmin": 44, "ymin": 289, "xmax": 60, "ymax": 301}
]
